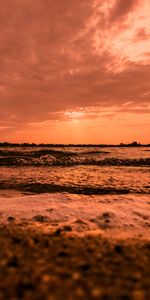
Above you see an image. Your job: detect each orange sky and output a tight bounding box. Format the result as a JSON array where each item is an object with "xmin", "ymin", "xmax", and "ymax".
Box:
[{"xmin": 0, "ymin": 0, "xmax": 150, "ymax": 144}]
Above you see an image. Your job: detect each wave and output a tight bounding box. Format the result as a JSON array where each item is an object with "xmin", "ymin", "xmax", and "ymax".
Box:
[
  {"xmin": 0, "ymin": 149, "xmax": 74, "ymax": 157},
  {"xmin": 0, "ymin": 148, "xmax": 109, "ymax": 158},
  {"xmin": 0, "ymin": 155, "xmax": 150, "ymax": 166},
  {"xmin": 0, "ymin": 181, "xmax": 131, "ymax": 195},
  {"xmin": 0, "ymin": 147, "xmax": 150, "ymax": 167},
  {"xmin": 0, "ymin": 181, "xmax": 149, "ymax": 195}
]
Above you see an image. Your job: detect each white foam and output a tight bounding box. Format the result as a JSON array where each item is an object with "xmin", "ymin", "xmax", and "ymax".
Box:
[{"xmin": 0, "ymin": 192, "xmax": 150, "ymax": 239}]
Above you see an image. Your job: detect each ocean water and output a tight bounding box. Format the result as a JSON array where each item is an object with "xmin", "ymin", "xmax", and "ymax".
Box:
[
  {"xmin": 0, "ymin": 146, "xmax": 150, "ymax": 195},
  {"xmin": 0, "ymin": 146, "xmax": 150, "ymax": 236}
]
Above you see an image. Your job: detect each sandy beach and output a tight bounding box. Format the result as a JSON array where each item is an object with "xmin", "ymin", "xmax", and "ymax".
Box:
[
  {"xmin": 1, "ymin": 0, "xmax": 150, "ymax": 296},
  {"xmin": 0, "ymin": 223, "xmax": 150, "ymax": 300},
  {"xmin": 0, "ymin": 191, "xmax": 150, "ymax": 299}
]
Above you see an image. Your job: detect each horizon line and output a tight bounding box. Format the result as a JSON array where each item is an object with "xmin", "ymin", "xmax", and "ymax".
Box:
[{"xmin": 0, "ymin": 141, "xmax": 150, "ymax": 147}]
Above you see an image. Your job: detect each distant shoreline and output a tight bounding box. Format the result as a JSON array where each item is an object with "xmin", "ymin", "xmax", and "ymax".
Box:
[{"xmin": 0, "ymin": 142, "xmax": 150, "ymax": 147}]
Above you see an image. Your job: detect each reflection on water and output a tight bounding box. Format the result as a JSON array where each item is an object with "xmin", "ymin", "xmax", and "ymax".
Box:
[{"xmin": 0, "ymin": 146, "xmax": 150, "ymax": 195}]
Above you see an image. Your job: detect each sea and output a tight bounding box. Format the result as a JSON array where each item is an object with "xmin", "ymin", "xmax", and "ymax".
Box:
[
  {"xmin": 0, "ymin": 145, "xmax": 150, "ymax": 195},
  {"xmin": 0, "ymin": 145, "xmax": 150, "ymax": 237}
]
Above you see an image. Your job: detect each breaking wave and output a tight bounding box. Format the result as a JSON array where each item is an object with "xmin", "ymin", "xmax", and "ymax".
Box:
[
  {"xmin": 0, "ymin": 148, "xmax": 150, "ymax": 166},
  {"xmin": 0, "ymin": 146, "xmax": 150, "ymax": 195}
]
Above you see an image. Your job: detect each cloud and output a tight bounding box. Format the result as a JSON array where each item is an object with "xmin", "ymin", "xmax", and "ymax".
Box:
[
  {"xmin": 134, "ymin": 28, "xmax": 150, "ymax": 41},
  {"xmin": 109, "ymin": 0, "xmax": 139, "ymax": 23},
  {"xmin": 0, "ymin": 0, "xmax": 150, "ymax": 142}
]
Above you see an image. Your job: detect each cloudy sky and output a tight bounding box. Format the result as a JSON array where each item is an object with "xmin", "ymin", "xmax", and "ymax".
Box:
[{"xmin": 0, "ymin": 0, "xmax": 150, "ymax": 144}]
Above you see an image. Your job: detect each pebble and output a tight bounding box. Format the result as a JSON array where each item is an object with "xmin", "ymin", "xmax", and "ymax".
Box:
[
  {"xmin": 33, "ymin": 215, "xmax": 48, "ymax": 222},
  {"xmin": 114, "ymin": 244, "xmax": 123, "ymax": 254},
  {"xmin": 7, "ymin": 216, "xmax": 15, "ymax": 222}
]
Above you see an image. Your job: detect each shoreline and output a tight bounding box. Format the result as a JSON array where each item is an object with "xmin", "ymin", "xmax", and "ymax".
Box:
[{"xmin": 0, "ymin": 191, "xmax": 149, "ymax": 240}]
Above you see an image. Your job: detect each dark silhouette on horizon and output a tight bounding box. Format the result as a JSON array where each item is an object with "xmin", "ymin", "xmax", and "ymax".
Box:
[{"xmin": 0, "ymin": 141, "xmax": 149, "ymax": 148}]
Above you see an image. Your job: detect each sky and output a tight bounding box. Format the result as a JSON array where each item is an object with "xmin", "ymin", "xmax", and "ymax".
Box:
[{"xmin": 0, "ymin": 0, "xmax": 150, "ymax": 144}]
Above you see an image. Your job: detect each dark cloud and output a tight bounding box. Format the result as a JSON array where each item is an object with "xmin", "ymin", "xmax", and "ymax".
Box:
[
  {"xmin": 109, "ymin": 0, "xmax": 139, "ymax": 23},
  {"xmin": 134, "ymin": 28, "xmax": 150, "ymax": 41}
]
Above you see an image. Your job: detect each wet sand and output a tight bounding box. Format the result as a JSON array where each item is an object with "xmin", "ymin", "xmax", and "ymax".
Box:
[
  {"xmin": 0, "ymin": 192, "xmax": 150, "ymax": 239},
  {"xmin": 0, "ymin": 192, "xmax": 150, "ymax": 299},
  {"xmin": 0, "ymin": 223, "xmax": 150, "ymax": 300}
]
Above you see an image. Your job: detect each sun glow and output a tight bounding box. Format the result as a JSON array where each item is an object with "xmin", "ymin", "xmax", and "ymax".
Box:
[{"xmin": 64, "ymin": 110, "xmax": 85, "ymax": 121}]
